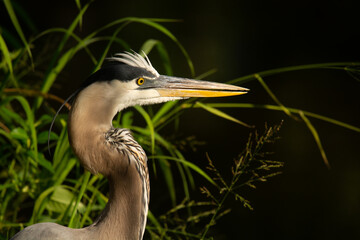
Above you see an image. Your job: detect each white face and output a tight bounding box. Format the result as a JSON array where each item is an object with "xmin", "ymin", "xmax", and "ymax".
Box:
[
  {"xmin": 78, "ymin": 73, "xmax": 247, "ymax": 117},
  {"xmin": 108, "ymin": 79, "xmax": 183, "ymax": 113}
]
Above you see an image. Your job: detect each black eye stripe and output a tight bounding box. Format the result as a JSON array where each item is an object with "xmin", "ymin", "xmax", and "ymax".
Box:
[{"xmin": 82, "ymin": 63, "xmax": 156, "ymax": 88}]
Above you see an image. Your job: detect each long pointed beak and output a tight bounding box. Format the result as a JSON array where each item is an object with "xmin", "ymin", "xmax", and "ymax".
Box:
[{"xmin": 152, "ymin": 75, "xmax": 249, "ymax": 98}]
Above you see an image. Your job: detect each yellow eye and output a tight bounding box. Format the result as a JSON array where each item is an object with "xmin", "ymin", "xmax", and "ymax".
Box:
[{"xmin": 137, "ymin": 77, "xmax": 145, "ymax": 85}]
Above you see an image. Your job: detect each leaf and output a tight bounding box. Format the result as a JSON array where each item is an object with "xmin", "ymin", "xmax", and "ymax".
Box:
[
  {"xmin": 53, "ymin": 158, "xmax": 77, "ymax": 186},
  {"xmin": 134, "ymin": 106, "xmax": 155, "ymax": 154},
  {"xmin": 121, "ymin": 111, "xmax": 134, "ymax": 128},
  {"xmin": 147, "ymin": 210, "xmax": 164, "ymax": 234},
  {"xmin": 158, "ymin": 158, "xmax": 176, "ymax": 206},
  {"xmin": 140, "ymin": 39, "xmax": 173, "ymax": 76},
  {"xmin": 299, "ymin": 111, "xmax": 330, "ymax": 168},
  {"xmin": 254, "ymin": 74, "xmax": 293, "ymax": 118},
  {"xmin": 37, "ymin": 131, "xmax": 59, "ymax": 144},
  {"xmin": 187, "ymin": 103, "xmax": 360, "ymax": 133},
  {"xmin": 3, "ymin": 0, "xmax": 33, "ymax": 62},
  {"xmin": 10, "ymin": 128, "xmax": 28, "ymax": 142},
  {"xmin": 140, "ymin": 39, "xmax": 159, "ymax": 54},
  {"xmin": 31, "ymin": 186, "xmax": 56, "ymax": 223},
  {"xmin": 0, "ymin": 33, "xmax": 13, "ymax": 74},
  {"xmin": 47, "ymin": 186, "xmax": 85, "ymax": 214},
  {"xmin": 196, "ymin": 101, "xmax": 253, "ymax": 128},
  {"xmin": 35, "ymin": 3, "xmax": 91, "ymax": 109},
  {"xmin": 68, "ymin": 171, "xmax": 91, "ymax": 228},
  {"xmin": 135, "ymin": 18, "xmax": 194, "ymax": 76},
  {"xmin": 36, "ymin": 152, "xmax": 55, "ymax": 173},
  {"xmin": 27, "ymin": 151, "xmax": 54, "ymax": 173},
  {"xmin": 228, "ymin": 62, "xmax": 360, "ymax": 85},
  {"xmin": 152, "ymin": 101, "xmax": 178, "ymax": 125},
  {"xmin": 151, "ymin": 156, "xmax": 216, "ymax": 186}
]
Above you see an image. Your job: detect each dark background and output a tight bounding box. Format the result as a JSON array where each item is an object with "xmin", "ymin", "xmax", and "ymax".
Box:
[{"xmin": 3, "ymin": 0, "xmax": 360, "ymax": 239}]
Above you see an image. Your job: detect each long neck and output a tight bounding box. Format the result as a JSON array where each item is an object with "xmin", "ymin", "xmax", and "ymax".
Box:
[
  {"xmin": 68, "ymin": 85, "xmax": 148, "ymax": 240},
  {"xmin": 88, "ymin": 168, "xmax": 146, "ymax": 240}
]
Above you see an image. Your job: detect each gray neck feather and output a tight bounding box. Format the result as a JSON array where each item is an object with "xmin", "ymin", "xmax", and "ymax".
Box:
[{"xmin": 67, "ymin": 85, "xmax": 148, "ymax": 240}]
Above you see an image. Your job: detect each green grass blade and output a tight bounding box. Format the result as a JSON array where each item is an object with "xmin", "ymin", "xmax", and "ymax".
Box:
[
  {"xmin": 121, "ymin": 18, "xmax": 194, "ymax": 76},
  {"xmin": 140, "ymin": 39, "xmax": 159, "ymax": 54},
  {"xmin": 152, "ymin": 101, "xmax": 179, "ymax": 125},
  {"xmin": 68, "ymin": 171, "xmax": 91, "ymax": 228},
  {"xmin": 151, "ymin": 156, "xmax": 216, "ymax": 186},
  {"xmin": 189, "ymin": 103, "xmax": 360, "ymax": 133},
  {"xmin": 254, "ymin": 74, "xmax": 293, "ymax": 118},
  {"xmin": 174, "ymin": 149, "xmax": 195, "ymax": 190},
  {"xmin": 147, "ymin": 210, "xmax": 164, "ymax": 234},
  {"xmin": 134, "ymin": 106, "xmax": 155, "ymax": 154},
  {"xmin": 33, "ymin": 28, "xmax": 97, "ymax": 64},
  {"xmin": 31, "ymin": 186, "xmax": 56, "ymax": 223},
  {"xmin": 53, "ymin": 158, "xmax": 77, "ymax": 186},
  {"xmin": 196, "ymin": 68, "xmax": 218, "ymax": 80},
  {"xmin": 196, "ymin": 101, "xmax": 253, "ymax": 128},
  {"xmin": 35, "ymin": 3, "xmax": 90, "ymax": 109},
  {"xmin": 0, "ymin": 33, "xmax": 13, "ymax": 74},
  {"xmin": 229, "ymin": 62, "xmax": 360, "ymax": 85},
  {"xmin": 157, "ymin": 157, "xmax": 177, "ymax": 205},
  {"xmin": 8, "ymin": 96, "xmax": 37, "ymax": 154},
  {"xmin": 299, "ymin": 111, "xmax": 330, "ymax": 168},
  {"xmin": 3, "ymin": 0, "xmax": 32, "ymax": 62},
  {"xmin": 93, "ymin": 27, "xmax": 131, "ymax": 72},
  {"xmin": 74, "ymin": 0, "xmax": 83, "ymax": 29},
  {"xmin": 140, "ymin": 39, "xmax": 173, "ymax": 76}
]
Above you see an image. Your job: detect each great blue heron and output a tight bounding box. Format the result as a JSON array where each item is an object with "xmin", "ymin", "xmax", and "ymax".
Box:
[{"xmin": 11, "ymin": 51, "xmax": 248, "ymax": 240}]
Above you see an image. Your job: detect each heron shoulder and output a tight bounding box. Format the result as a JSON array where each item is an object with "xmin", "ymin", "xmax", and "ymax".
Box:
[{"xmin": 10, "ymin": 222, "xmax": 85, "ymax": 240}]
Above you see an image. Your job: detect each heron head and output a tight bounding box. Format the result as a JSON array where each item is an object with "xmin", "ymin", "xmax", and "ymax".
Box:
[{"xmin": 78, "ymin": 51, "xmax": 248, "ymax": 112}]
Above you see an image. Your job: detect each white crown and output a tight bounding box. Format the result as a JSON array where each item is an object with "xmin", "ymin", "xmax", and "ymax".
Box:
[{"xmin": 109, "ymin": 51, "xmax": 160, "ymax": 77}]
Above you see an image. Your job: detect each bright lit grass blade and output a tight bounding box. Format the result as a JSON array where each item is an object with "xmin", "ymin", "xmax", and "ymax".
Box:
[
  {"xmin": 78, "ymin": 17, "xmax": 194, "ymax": 76},
  {"xmin": 132, "ymin": 126, "xmax": 195, "ymax": 203},
  {"xmin": 134, "ymin": 106, "xmax": 155, "ymax": 154},
  {"xmin": 53, "ymin": 119, "xmax": 70, "ymax": 168},
  {"xmin": 53, "ymin": 158, "xmax": 77, "ymax": 186},
  {"xmin": 3, "ymin": 0, "xmax": 32, "ymax": 63},
  {"xmin": 254, "ymin": 74, "xmax": 293, "ymax": 118},
  {"xmin": 35, "ymin": 3, "xmax": 90, "ymax": 109},
  {"xmin": 9, "ymin": 97, "xmax": 37, "ymax": 154},
  {"xmin": 94, "ymin": 25, "xmax": 131, "ymax": 72},
  {"xmin": 33, "ymin": 28, "xmax": 97, "ymax": 65},
  {"xmin": 80, "ymin": 177, "xmax": 105, "ymax": 227},
  {"xmin": 31, "ymin": 186, "xmax": 55, "ymax": 223},
  {"xmin": 68, "ymin": 171, "xmax": 91, "ymax": 228},
  {"xmin": 229, "ymin": 62, "xmax": 360, "ymax": 85},
  {"xmin": 158, "ymin": 157, "xmax": 177, "ymax": 205},
  {"xmin": 152, "ymin": 101, "xmax": 179, "ymax": 125},
  {"xmin": 195, "ymin": 103, "xmax": 360, "ymax": 133},
  {"xmin": 140, "ymin": 39, "xmax": 158, "ymax": 54},
  {"xmin": 174, "ymin": 149, "xmax": 195, "ymax": 190},
  {"xmin": 299, "ymin": 111, "xmax": 330, "ymax": 168},
  {"xmin": 140, "ymin": 39, "xmax": 173, "ymax": 76},
  {"xmin": 196, "ymin": 101, "xmax": 253, "ymax": 128},
  {"xmin": 151, "ymin": 156, "xmax": 216, "ymax": 186},
  {"xmin": 196, "ymin": 68, "xmax": 218, "ymax": 80},
  {"xmin": 74, "ymin": 0, "xmax": 83, "ymax": 29},
  {"xmin": 0, "ymin": 34, "xmax": 13, "ymax": 74},
  {"xmin": 124, "ymin": 18, "xmax": 194, "ymax": 76},
  {"xmin": 147, "ymin": 210, "xmax": 164, "ymax": 235}
]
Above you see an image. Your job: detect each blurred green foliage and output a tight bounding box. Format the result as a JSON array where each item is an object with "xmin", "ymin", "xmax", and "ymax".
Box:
[{"xmin": 1, "ymin": 0, "xmax": 359, "ymax": 239}]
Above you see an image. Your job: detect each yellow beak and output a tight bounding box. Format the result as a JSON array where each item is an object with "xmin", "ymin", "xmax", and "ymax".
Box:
[{"xmin": 153, "ymin": 76, "xmax": 248, "ymax": 98}]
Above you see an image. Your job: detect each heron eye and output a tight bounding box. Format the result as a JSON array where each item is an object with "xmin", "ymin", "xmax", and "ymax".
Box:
[{"xmin": 137, "ymin": 77, "xmax": 145, "ymax": 86}]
